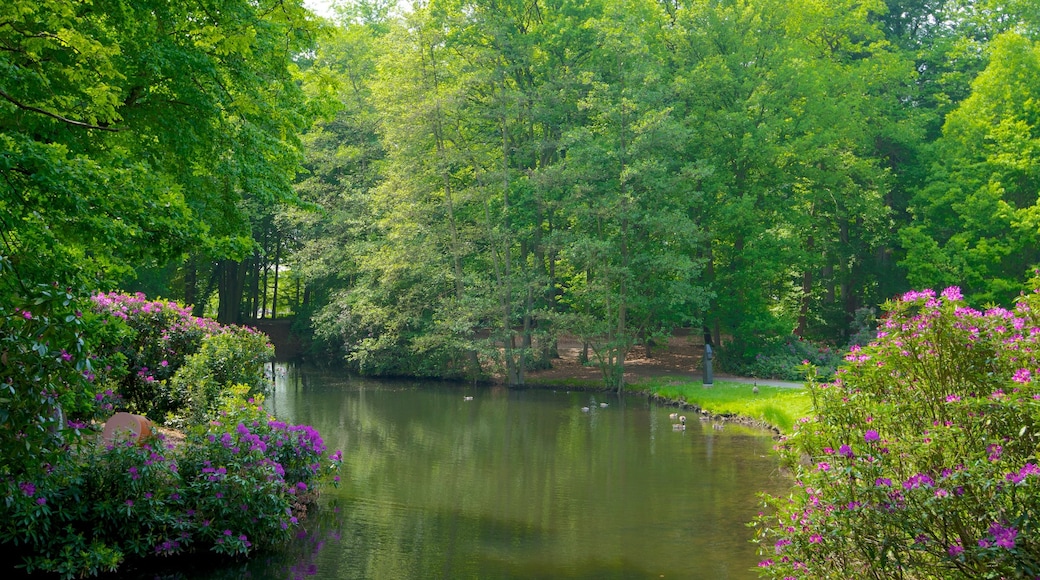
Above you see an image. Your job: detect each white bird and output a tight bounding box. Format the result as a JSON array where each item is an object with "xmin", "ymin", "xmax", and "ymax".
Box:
[
  {"xmin": 464, "ymin": 396, "xmax": 474, "ymax": 401},
  {"xmin": 600, "ymin": 402, "xmax": 608, "ymax": 408},
  {"xmin": 668, "ymin": 412, "xmax": 679, "ymax": 420},
  {"xmin": 581, "ymin": 406, "xmax": 590, "ymax": 412},
  {"xmin": 672, "ymin": 416, "xmax": 687, "ymax": 431}
]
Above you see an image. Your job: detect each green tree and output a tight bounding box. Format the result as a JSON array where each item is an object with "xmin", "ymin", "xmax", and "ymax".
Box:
[
  {"xmin": 1, "ymin": 0, "xmax": 320, "ymax": 308},
  {"xmin": 902, "ymin": 32, "xmax": 1040, "ymax": 304}
]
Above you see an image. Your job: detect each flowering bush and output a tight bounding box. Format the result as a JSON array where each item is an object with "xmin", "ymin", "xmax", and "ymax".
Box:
[
  {"xmin": 91, "ymin": 292, "xmax": 273, "ymax": 422},
  {"xmin": 1, "ymin": 277, "xmax": 337, "ymax": 578},
  {"xmin": 5, "ymin": 388, "xmax": 342, "ymax": 578},
  {"xmin": 754, "ymin": 284, "xmax": 1040, "ymax": 578}
]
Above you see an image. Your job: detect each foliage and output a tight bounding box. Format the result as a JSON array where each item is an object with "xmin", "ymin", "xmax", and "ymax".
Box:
[
  {"xmin": 170, "ymin": 330, "xmax": 275, "ymax": 425},
  {"xmin": 901, "ymin": 32, "xmax": 1040, "ymax": 305},
  {"xmin": 90, "ymin": 292, "xmax": 273, "ymax": 423},
  {"xmin": 0, "ymin": 0, "xmax": 321, "ymax": 292},
  {"xmin": 1, "ymin": 388, "xmax": 341, "ymax": 579},
  {"xmin": 726, "ymin": 336, "xmax": 844, "ymax": 382},
  {"xmin": 754, "ymin": 283, "xmax": 1040, "ymax": 579},
  {"xmin": 0, "ymin": 268, "xmax": 113, "ymax": 482}
]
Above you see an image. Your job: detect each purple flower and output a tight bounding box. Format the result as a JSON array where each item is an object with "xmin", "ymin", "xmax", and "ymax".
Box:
[
  {"xmin": 1012, "ymin": 368, "xmax": 1032, "ymax": 384},
  {"xmin": 19, "ymin": 482, "xmax": 35, "ymax": 497},
  {"xmin": 941, "ymin": 287, "xmax": 963, "ymax": 301},
  {"xmin": 36, "ymin": 497, "xmax": 46, "ymax": 506},
  {"xmin": 817, "ymin": 462, "xmax": 831, "ymax": 472},
  {"xmin": 988, "ymin": 444, "xmax": 1003, "ymax": 462},
  {"xmin": 947, "ymin": 543, "xmax": 963, "ymax": 557},
  {"xmin": 864, "ymin": 430, "xmax": 880, "ymax": 443},
  {"xmin": 875, "ymin": 477, "xmax": 891, "ymax": 487},
  {"xmin": 838, "ymin": 444, "xmax": 854, "ymax": 458},
  {"xmin": 988, "ymin": 523, "xmax": 1018, "ymax": 549}
]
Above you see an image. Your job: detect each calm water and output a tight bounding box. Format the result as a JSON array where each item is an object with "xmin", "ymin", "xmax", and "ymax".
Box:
[{"xmin": 195, "ymin": 366, "xmax": 789, "ymax": 580}]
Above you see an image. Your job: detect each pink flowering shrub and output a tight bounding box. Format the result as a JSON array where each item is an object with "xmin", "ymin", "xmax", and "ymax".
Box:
[
  {"xmin": 754, "ymin": 283, "xmax": 1040, "ymax": 578},
  {"xmin": 91, "ymin": 292, "xmax": 273, "ymax": 422}
]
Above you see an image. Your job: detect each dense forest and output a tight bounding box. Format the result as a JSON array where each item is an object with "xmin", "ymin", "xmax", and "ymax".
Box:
[{"xmin": 3, "ymin": 0, "xmax": 1040, "ymax": 387}]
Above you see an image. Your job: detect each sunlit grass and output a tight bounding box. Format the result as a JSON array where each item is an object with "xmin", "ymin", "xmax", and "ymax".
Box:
[{"xmin": 629, "ymin": 377, "xmax": 813, "ymax": 434}]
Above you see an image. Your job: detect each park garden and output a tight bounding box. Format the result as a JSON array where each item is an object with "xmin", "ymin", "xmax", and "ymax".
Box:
[{"xmin": 4, "ymin": 0, "xmax": 1040, "ymax": 577}]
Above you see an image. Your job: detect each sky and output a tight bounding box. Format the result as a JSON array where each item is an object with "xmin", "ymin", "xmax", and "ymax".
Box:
[{"xmin": 304, "ymin": 0, "xmax": 336, "ymax": 19}]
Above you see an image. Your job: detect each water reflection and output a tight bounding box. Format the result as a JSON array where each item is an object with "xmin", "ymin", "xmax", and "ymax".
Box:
[{"xmin": 195, "ymin": 366, "xmax": 790, "ymax": 579}]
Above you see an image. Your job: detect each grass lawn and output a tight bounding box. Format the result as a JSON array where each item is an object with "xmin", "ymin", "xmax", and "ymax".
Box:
[{"xmin": 629, "ymin": 377, "xmax": 812, "ymax": 434}]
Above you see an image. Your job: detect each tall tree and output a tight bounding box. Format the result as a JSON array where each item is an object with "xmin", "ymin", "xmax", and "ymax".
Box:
[
  {"xmin": 901, "ymin": 32, "xmax": 1040, "ymax": 303},
  {"xmin": 1, "ymin": 0, "xmax": 320, "ymax": 311}
]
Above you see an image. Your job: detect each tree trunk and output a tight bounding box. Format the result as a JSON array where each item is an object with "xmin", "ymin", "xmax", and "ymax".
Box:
[
  {"xmin": 272, "ymin": 236, "xmax": 281, "ymax": 319},
  {"xmin": 216, "ymin": 259, "xmax": 247, "ymax": 325}
]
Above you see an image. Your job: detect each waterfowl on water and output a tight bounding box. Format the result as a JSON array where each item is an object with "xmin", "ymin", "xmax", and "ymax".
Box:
[
  {"xmin": 672, "ymin": 416, "xmax": 687, "ymax": 431},
  {"xmin": 464, "ymin": 396, "xmax": 474, "ymax": 401},
  {"xmin": 581, "ymin": 406, "xmax": 591, "ymax": 412},
  {"xmin": 668, "ymin": 412, "xmax": 679, "ymax": 420},
  {"xmin": 600, "ymin": 402, "xmax": 608, "ymax": 408}
]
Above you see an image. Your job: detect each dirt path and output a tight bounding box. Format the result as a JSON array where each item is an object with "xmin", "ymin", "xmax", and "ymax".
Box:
[{"xmin": 525, "ymin": 335, "xmax": 802, "ymax": 388}]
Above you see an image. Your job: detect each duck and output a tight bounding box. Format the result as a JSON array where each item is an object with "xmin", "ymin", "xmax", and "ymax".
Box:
[
  {"xmin": 581, "ymin": 406, "xmax": 591, "ymax": 413},
  {"xmin": 600, "ymin": 402, "xmax": 608, "ymax": 408},
  {"xmin": 668, "ymin": 412, "xmax": 679, "ymax": 420},
  {"xmin": 712, "ymin": 422, "xmax": 724, "ymax": 431},
  {"xmin": 672, "ymin": 416, "xmax": 687, "ymax": 431},
  {"xmin": 464, "ymin": 396, "xmax": 474, "ymax": 401}
]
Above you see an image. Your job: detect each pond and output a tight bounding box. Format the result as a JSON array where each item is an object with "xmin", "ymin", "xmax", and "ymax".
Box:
[{"xmin": 194, "ymin": 365, "xmax": 791, "ymax": 580}]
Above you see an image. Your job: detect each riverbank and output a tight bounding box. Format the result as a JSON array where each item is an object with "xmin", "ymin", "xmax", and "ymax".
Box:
[{"xmin": 522, "ymin": 336, "xmax": 811, "ymax": 434}]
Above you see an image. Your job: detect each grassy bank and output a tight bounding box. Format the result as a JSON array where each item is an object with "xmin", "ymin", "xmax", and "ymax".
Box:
[
  {"xmin": 525, "ymin": 375, "xmax": 812, "ymax": 434},
  {"xmin": 634, "ymin": 378, "xmax": 811, "ymax": 434}
]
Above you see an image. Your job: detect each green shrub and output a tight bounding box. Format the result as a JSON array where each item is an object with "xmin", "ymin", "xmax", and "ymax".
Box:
[
  {"xmin": 170, "ymin": 329, "xmax": 274, "ymax": 425},
  {"xmin": 0, "ymin": 278, "xmax": 112, "ymax": 481},
  {"xmin": 754, "ymin": 284, "xmax": 1040, "ymax": 578},
  {"xmin": 726, "ymin": 335, "xmax": 843, "ymax": 381}
]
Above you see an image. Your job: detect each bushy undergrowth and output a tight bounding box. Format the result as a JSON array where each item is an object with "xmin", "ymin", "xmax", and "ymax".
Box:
[
  {"xmin": 1, "ymin": 276, "xmax": 339, "ymax": 578},
  {"xmin": 754, "ymin": 284, "xmax": 1040, "ymax": 579},
  {"xmin": 727, "ymin": 336, "xmax": 843, "ymax": 381}
]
